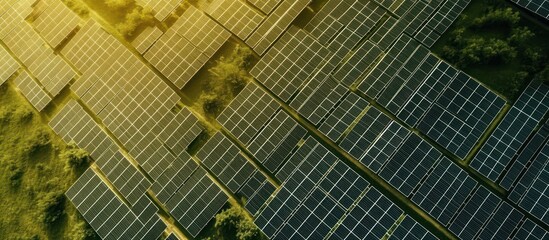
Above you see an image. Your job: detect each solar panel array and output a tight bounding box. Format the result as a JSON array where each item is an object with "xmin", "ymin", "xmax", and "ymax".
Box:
[
  {"xmin": 136, "ymin": 0, "xmax": 183, "ymax": 21},
  {"xmin": 206, "ymin": 0, "xmax": 264, "ymax": 40},
  {"xmin": 471, "ymin": 81, "xmax": 549, "ymax": 181},
  {"xmin": 33, "ymin": 0, "xmax": 80, "ymax": 48},
  {"xmin": 514, "ymin": 219, "xmax": 549, "ymax": 239},
  {"xmin": 217, "ymin": 83, "xmax": 280, "ymax": 145},
  {"xmin": 14, "ymin": 71, "xmax": 51, "ymax": 111},
  {"xmin": 0, "ymin": 46, "xmax": 19, "ymax": 84},
  {"xmin": 2, "ymin": 19, "xmax": 75, "ymax": 97},
  {"xmin": 388, "ymin": 216, "xmax": 438, "ymax": 240},
  {"xmin": 247, "ymin": 0, "xmax": 281, "ymax": 14},
  {"xmin": 66, "ymin": 169, "xmax": 165, "ymax": 240},
  {"xmin": 318, "ymin": 92, "xmax": 370, "ymax": 143},
  {"xmin": 417, "ymin": 72, "xmax": 506, "ymax": 158},
  {"xmin": 237, "ymin": 170, "xmax": 277, "ymax": 215},
  {"xmin": 512, "ymin": 0, "xmax": 549, "ymax": 19},
  {"xmin": 247, "ymin": 110, "xmax": 308, "ymax": 173},
  {"xmin": 145, "ymin": 6, "xmax": 229, "ymax": 89},
  {"xmin": 246, "ymin": 0, "xmax": 311, "ymax": 55},
  {"xmin": 197, "ymin": 132, "xmax": 257, "ymax": 193},
  {"xmin": 251, "ymin": 27, "xmax": 332, "ymax": 102},
  {"xmin": 165, "ymin": 167, "xmax": 228, "ymax": 237},
  {"xmin": 131, "ymin": 26, "xmax": 163, "ymax": 54},
  {"xmin": 332, "ymin": 40, "xmax": 383, "ymax": 87}
]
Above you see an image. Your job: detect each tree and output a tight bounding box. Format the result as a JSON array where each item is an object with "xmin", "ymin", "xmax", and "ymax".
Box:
[
  {"xmin": 472, "ymin": 8, "xmax": 520, "ymax": 29},
  {"xmin": 61, "ymin": 142, "xmax": 90, "ymax": 172},
  {"xmin": 105, "ymin": 0, "xmax": 134, "ymax": 9},
  {"xmin": 213, "ymin": 205, "xmax": 262, "ymax": 240}
]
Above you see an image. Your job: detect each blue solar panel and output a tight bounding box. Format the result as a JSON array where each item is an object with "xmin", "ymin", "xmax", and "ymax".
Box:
[
  {"xmin": 477, "ymin": 202, "xmax": 524, "ymax": 240},
  {"xmin": 449, "ymin": 186, "xmax": 501, "ymax": 239}
]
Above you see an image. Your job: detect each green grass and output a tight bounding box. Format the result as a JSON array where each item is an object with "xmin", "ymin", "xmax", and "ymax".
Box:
[
  {"xmin": 432, "ymin": 0, "xmax": 549, "ymax": 100},
  {"xmin": 0, "ymin": 82, "xmax": 96, "ymax": 240}
]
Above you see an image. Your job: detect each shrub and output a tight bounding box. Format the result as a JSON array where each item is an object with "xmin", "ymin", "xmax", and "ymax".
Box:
[
  {"xmin": 24, "ymin": 128, "xmax": 51, "ymax": 156},
  {"xmin": 68, "ymin": 221, "xmax": 98, "ymax": 240},
  {"xmin": 214, "ymin": 205, "xmax": 262, "ymax": 240},
  {"xmin": 472, "ymin": 8, "xmax": 520, "ymax": 29},
  {"xmin": 116, "ymin": 6, "xmax": 154, "ymax": 37},
  {"xmin": 6, "ymin": 160, "xmax": 24, "ymax": 188},
  {"xmin": 62, "ymin": 0, "xmax": 89, "ymax": 16},
  {"xmin": 105, "ymin": 0, "xmax": 134, "ymax": 9},
  {"xmin": 38, "ymin": 190, "xmax": 66, "ymax": 225},
  {"xmin": 61, "ymin": 143, "xmax": 90, "ymax": 172}
]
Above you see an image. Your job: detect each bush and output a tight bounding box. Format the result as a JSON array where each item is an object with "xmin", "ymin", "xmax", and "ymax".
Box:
[
  {"xmin": 105, "ymin": 0, "xmax": 134, "ymax": 9},
  {"xmin": 472, "ymin": 8, "xmax": 520, "ymax": 28},
  {"xmin": 116, "ymin": 6, "xmax": 154, "ymax": 37},
  {"xmin": 24, "ymin": 128, "xmax": 51, "ymax": 156},
  {"xmin": 214, "ymin": 205, "xmax": 262, "ymax": 240},
  {"xmin": 38, "ymin": 191, "xmax": 66, "ymax": 225},
  {"xmin": 6, "ymin": 160, "xmax": 24, "ymax": 188},
  {"xmin": 61, "ymin": 143, "xmax": 90, "ymax": 172},
  {"xmin": 68, "ymin": 221, "xmax": 98, "ymax": 240},
  {"xmin": 62, "ymin": 0, "xmax": 89, "ymax": 16}
]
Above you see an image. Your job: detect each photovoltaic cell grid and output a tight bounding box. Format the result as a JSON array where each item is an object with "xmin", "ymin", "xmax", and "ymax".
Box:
[
  {"xmin": 501, "ymin": 123, "xmax": 549, "ymax": 191},
  {"xmin": 397, "ymin": 60, "xmax": 458, "ymax": 127},
  {"xmin": 509, "ymin": 141, "xmax": 549, "ymax": 225},
  {"xmin": 361, "ymin": 122, "xmax": 411, "ymax": 173},
  {"xmin": 512, "ymin": 0, "xmax": 549, "ymax": 19},
  {"xmin": 165, "ymin": 167, "xmax": 228, "ymax": 237},
  {"xmin": 380, "ymin": 134, "xmax": 442, "ymax": 197},
  {"xmin": 62, "ymin": 20, "xmax": 122, "ymax": 74},
  {"xmin": 0, "ymin": 46, "xmax": 19, "ymax": 84},
  {"xmin": 418, "ymin": 72, "xmax": 506, "ymax": 159},
  {"xmin": 411, "ymin": 157, "xmax": 478, "ymax": 226},
  {"xmin": 2, "ymin": 20, "xmax": 75, "ymax": 97},
  {"xmin": 247, "ymin": 0, "xmax": 281, "ymax": 14},
  {"xmin": 330, "ymin": 188, "xmax": 403, "ymax": 240},
  {"xmin": 247, "ymin": 110, "xmax": 308, "ymax": 173},
  {"xmin": 14, "ymin": 71, "xmax": 51, "ymax": 111},
  {"xmin": 217, "ymin": 83, "xmax": 280, "ymax": 145},
  {"xmin": 251, "ymin": 27, "xmax": 332, "ymax": 102},
  {"xmin": 449, "ymin": 186, "xmax": 502, "ymax": 239},
  {"xmin": 290, "ymin": 74, "xmax": 348, "ymax": 125},
  {"xmin": 246, "ymin": 0, "xmax": 311, "ymax": 55},
  {"xmin": 318, "ymin": 92, "xmax": 370, "ymax": 143},
  {"xmin": 33, "ymin": 0, "xmax": 80, "ymax": 48},
  {"xmin": 150, "ymin": 151, "xmax": 199, "ymax": 204},
  {"xmin": 358, "ymin": 35, "xmax": 422, "ymax": 99},
  {"xmin": 137, "ymin": 0, "xmax": 183, "ymax": 21},
  {"xmin": 470, "ymin": 81, "xmax": 549, "ymax": 181},
  {"xmin": 513, "ymin": 219, "xmax": 549, "ymax": 239},
  {"xmin": 369, "ymin": 17, "xmax": 407, "ymax": 51},
  {"xmin": 237, "ymin": 170, "xmax": 277, "ymax": 215},
  {"xmin": 171, "ymin": 6, "xmax": 231, "ymax": 57},
  {"xmin": 131, "ymin": 26, "xmax": 163, "ymax": 54},
  {"xmin": 144, "ymin": 29, "xmax": 208, "ymax": 89},
  {"xmin": 197, "ymin": 132, "xmax": 257, "ymax": 193},
  {"xmin": 415, "ymin": 0, "xmax": 471, "ymax": 47},
  {"xmin": 50, "ymin": 101, "xmax": 151, "ymax": 206},
  {"xmin": 66, "ymin": 169, "xmax": 165, "ymax": 240},
  {"xmin": 206, "ymin": 0, "xmax": 264, "ymax": 40},
  {"xmin": 0, "ymin": 1, "xmax": 34, "ymax": 38},
  {"xmin": 477, "ymin": 202, "xmax": 524, "ymax": 240},
  {"xmin": 388, "ymin": 216, "xmax": 438, "ymax": 240},
  {"xmin": 255, "ymin": 137, "xmax": 372, "ymax": 239},
  {"xmin": 332, "ymin": 40, "xmax": 383, "ymax": 87}
]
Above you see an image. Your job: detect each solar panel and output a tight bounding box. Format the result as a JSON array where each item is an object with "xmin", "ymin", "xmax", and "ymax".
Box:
[
  {"xmin": 246, "ymin": 0, "xmax": 311, "ymax": 55},
  {"xmin": 449, "ymin": 186, "xmax": 501, "ymax": 239},
  {"xmin": 477, "ymin": 202, "xmax": 524, "ymax": 240},
  {"xmin": 423, "ymin": 0, "xmax": 470, "ymax": 36},
  {"xmin": 136, "ymin": 0, "xmax": 183, "ymax": 21},
  {"xmin": 411, "ymin": 157, "xmax": 478, "ymax": 226},
  {"xmin": 399, "ymin": 1, "xmax": 438, "ymax": 37},
  {"xmin": 165, "ymin": 233, "xmax": 180, "ymax": 240},
  {"xmin": 414, "ymin": 25, "xmax": 441, "ymax": 47},
  {"xmin": 217, "ymin": 83, "xmax": 280, "ymax": 145},
  {"xmin": 206, "ymin": 0, "xmax": 264, "ymax": 40},
  {"xmin": 157, "ymin": 107, "xmax": 203, "ymax": 155},
  {"xmin": 370, "ymin": 17, "xmax": 407, "ymax": 50},
  {"xmin": 197, "ymin": 132, "xmax": 258, "ymax": 193},
  {"xmin": 397, "ymin": 60, "xmax": 458, "ymax": 127},
  {"xmin": 247, "ymin": 110, "xmax": 308, "ymax": 173},
  {"xmin": 251, "ymin": 27, "xmax": 332, "ymax": 102},
  {"xmin": 14, "ymin": 70, "xmax": 52, "ymax": 111},
  {"xmin": 150, "ymin": 151, "xmax": 199, "ymax": 204},
  {"xmin": 512, "ymin": 218, "xmax": 548, "ymax": 239},
  {"xmin": 255, "ymin": 137, "xmax": 371, "ymax": 239},
  {"xmin": 2, "ymin": 20, "xmax": 75, "ymax": 97},
  {"xmin": 388, "ymin": 215, "xmax": 438, "ymax": 240},
  {"xmin": 358, "ymin": 35, "xmax": 421, "ymax": 99},
  {"xmin": 144, "ymin": 29, "xmax": 208, "ymax": 89},
  {"xmin": 131, "ymin": 26, "xmax": 163, "ymax": 54},
  {"xmin": 171, "ymin": 6, "xmax": 231, "ymax": 58},
  {"xmin": 511, "ymin": 0, "xmax": 549, "ymax": 20},
  {"xmin": 247, "ymin": 0, "xmax": 281, "ymax": 14},
  {"xmin": 418, "ymin": 72, "xmax": 506, "ymax": 159},
  {"xmin": 361, "ymin": 122, "xmax": 411, "ymax": 173},
  {"xmin": 380, "ymin": 134, "xmax": 442, "ymax": 197},
  {"xmin": 66, "ymin": 169, "xmax": 165, "ymax": 240},
  {"xmin": 165, "ymin": 167, "xmax": 228, "ymax": 237},
  {"xmin": 33, "ymin": 0, "xmax": 80, "ymax": 48},
  {"xmin": 339, "ymin": 106, "xmax": 393, "ymax": 164},
  {"xmin": 290, "ymin": 75, "xmax": 348, "ymax": 125},
  {"xmin": 330, "ymin": 188, "xmax": 403, "ymax": 239},
  {"xmin": 332, "ymin": 40, "xmax": 383, "ymax": 87},
  {"xmin": 501, "ymin": 123, "xmax": 549, "ymax": 190},
  {"xmin": 470, "ymin": 81, "xmax": 549, "ymax": 181},
  {"xmin": 318, "ymin": 92, "xmax": 370, "ymax": 142},
  {"xmin": 0, "ymin": 45, "xmax": 19, "ymax": 85}
]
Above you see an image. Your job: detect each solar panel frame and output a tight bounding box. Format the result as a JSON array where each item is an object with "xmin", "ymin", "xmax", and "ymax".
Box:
[
  {"xmin": 206, "ymin": 0, "xmax": 264, "ymax": 40},
  {"xmin": 33, "ymin": 0, "xmax": 80, "ymax": 48}
]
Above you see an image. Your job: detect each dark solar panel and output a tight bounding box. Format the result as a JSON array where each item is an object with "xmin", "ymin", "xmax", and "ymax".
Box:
[{"xmin": 449, "ymin": 186, "xmax": 501, "ymax": 239}]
